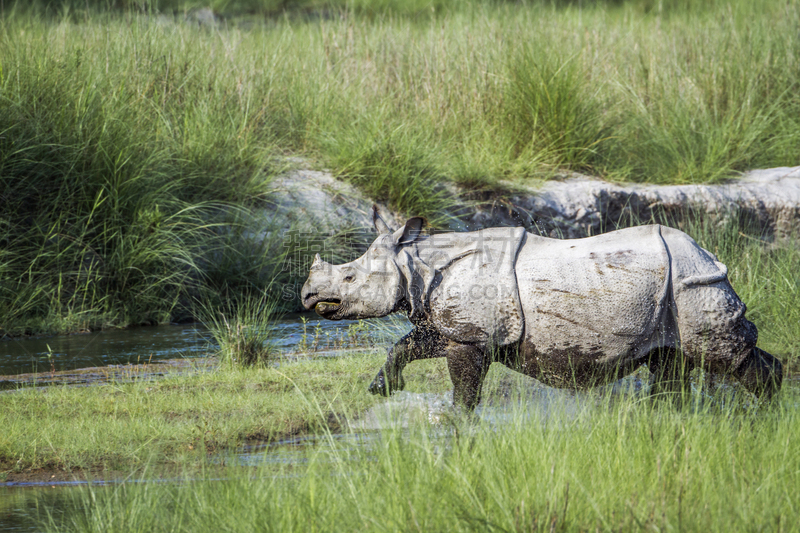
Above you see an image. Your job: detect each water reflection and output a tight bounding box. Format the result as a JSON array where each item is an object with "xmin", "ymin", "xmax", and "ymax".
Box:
[
  {"xmin": 0, "ymin": 314, "xmax": 410, "ymax": 377},
  {"xmin": 0, "ymin": 325, "xmax": 206, "ymax": 377},
  {"xmin": 0, "ymin": 485, "xmax": 76, "ymax": 532}
]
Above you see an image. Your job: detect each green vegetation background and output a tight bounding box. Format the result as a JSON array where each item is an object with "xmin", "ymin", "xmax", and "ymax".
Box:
[
  {"xmin": 0, "ymin": 6, "xmax": 798, "ymax": 529},
  {"xmin": 1, "ymin": 0, "xmax": 799, "ymax": 336}
]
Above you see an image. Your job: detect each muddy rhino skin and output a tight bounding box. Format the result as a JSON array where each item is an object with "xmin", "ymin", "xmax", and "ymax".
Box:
[{"xmin": 301, "ymin": 208, "xmax": 783, "ymax": 409}]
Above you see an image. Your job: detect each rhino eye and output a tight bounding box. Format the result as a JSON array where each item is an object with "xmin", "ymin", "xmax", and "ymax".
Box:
[{"xmin": 343, "ymin": 274, "xmax": 355, "ymax": 283}]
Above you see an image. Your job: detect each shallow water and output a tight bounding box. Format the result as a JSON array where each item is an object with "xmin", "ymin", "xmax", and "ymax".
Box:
[
  {"xmin": 0, "ymin": 486, "xmax": 68, "ymax": 532},
  {"xmin": 0, "ymin": 325, "xmax": 206, "ymax": 377},
  {"xmin": 0, "ymin": 314, "xmax": 408, "ymax": 377},
  {"xmin": 0, "ymin": 314, "xmax": 791, "ymax": 531}
]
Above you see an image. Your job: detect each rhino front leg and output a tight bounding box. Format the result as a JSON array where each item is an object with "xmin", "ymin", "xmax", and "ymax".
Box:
[
  {"xmin": 368, "ymin": 323, "xmax": 447, "ymax": 397},
  {"xmin": 446, "ymin": 343, "xmax": 489, "ymax": 410}
]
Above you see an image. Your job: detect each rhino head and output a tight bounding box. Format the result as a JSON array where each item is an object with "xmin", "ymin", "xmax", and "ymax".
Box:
[{"xmin": 300, "ymin": 207, "xmax": 427, "ymax": 320}]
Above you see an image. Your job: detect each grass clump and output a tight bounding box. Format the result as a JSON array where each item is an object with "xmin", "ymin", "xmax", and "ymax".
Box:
[
  {"xmin": 503, "ymin": 46, "xmax": 610, "ymax": 175},
  {"xmin": 324, "ymin": 120, "xmax": 453, "ymax": 219},
  {"xmin": 199, "ymin": 292, "xmax": 281, "ymax": 367},
  {"xmin": 36, "ymin": 384, "xmax": 800, "ymax": 532}
]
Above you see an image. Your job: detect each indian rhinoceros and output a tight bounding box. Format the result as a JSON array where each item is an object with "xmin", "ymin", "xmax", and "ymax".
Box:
[{"xmin": 301, "ymin": 207, "xmax": 783, "ymax": 409}]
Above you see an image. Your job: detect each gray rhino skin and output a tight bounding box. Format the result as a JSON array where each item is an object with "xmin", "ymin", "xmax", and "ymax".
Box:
[{"xmin": 301, "ymin": 208, "xmax": 783, "ymax": 408}]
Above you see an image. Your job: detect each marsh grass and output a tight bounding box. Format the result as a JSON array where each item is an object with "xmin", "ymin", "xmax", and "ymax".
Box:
[
  {"xmin": 38, "ymin": 382, "xmax": 800, "ymax": 532},
  {"xmin": 2, "ymin": 0, "xmax": 799, "ymax": 333},
  {"xmin": 198, "ymin": 292, "xmax": 281, "ymax": 366},
  {"xmin": 0, "ymin": 349, "xmax": 451, "ymax": 474},
  {"xmin": 503, "ymin": 45, "xmax": 610, "ymax": 175}
]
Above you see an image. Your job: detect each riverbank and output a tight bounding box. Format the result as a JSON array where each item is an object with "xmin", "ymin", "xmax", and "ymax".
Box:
[
  {"xmin": 25, "ymin": 378, "xmax": 800, "ymax": 532},
  {"xmin": 0, "ymin": 351, "xmax": 453, "ymax": 482}
]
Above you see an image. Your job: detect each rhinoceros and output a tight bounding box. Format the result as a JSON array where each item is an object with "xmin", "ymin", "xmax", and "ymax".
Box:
[{"xmin": 301, "ymin": 207, "xmax": 783, "ymax": 408}]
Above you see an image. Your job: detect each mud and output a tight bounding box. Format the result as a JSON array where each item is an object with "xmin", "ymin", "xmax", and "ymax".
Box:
[{"xmin": 0, "ymin": 357, "xmax": 218, "ymax": 391}]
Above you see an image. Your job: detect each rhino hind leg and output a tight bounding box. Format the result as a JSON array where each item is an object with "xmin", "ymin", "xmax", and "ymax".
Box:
[
  {"xmin": 446, "ymin": 344, "xmax": 490, "ymax": 410},
  {"xmin": 732, "ymin": 347, "xmax": 783, "ymax": 400},
  {"xmin": 671, "ymin": 277, "xmax": 783, "ymax": 399}
]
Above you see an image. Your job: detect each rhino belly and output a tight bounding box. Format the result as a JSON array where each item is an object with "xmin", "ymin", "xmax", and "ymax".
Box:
[{"xmin": 514, "ymin": 226, "xmax": 674, "ymax": 387}]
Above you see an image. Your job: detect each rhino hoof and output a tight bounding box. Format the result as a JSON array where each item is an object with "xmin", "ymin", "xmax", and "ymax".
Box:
[
  {"xmin": 368, "ymin": 374, "xmax": 391, "ymax": 396},
  {"xmin": 368, "ymin": 371, "xmax": 405, "ymax": 397}
]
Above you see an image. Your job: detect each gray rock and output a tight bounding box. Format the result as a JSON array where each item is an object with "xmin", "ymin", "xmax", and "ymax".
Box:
[
  {"xmin": 185, "ymin": 8, "xmax": 219, "ymax": 28},
  {"xmin": 469, "ymin": 166, "xmax": 800, "ymax": 239},
  {"xmin": 268, "ymin": 168, "xmax": 400, "ymax": 236},
  {"xmin": 269, "ymin": 165, "xmax": 800, "ymax": 240}
]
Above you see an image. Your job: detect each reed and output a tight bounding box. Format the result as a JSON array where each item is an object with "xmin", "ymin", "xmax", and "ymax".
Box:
[{"xmin": 1, "ymin": 0, "xmax": 798, "ymax": 335}]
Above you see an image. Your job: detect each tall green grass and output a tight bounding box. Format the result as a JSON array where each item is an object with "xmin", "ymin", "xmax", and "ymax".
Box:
[
  {"xmin": 5, "ymin": 0, "xmax": 798, "ymax": 190},
  {"xmin": 1, "ymin": 0, "xmax": 799, "ymax": 333},
  {"xmin": 41, "ymin": 386, "xmax": 800, "ymax": 532},
  {"xmin": 0, "ymin": 13, "xmax": 290, "ymax": 334},
  {"xmin": 198, "ymin": 291, "xmax": 281, "ymax": 366},
  {"xmin": 503, "ymin": 47, "xmax": 610, "ymax": 175}
]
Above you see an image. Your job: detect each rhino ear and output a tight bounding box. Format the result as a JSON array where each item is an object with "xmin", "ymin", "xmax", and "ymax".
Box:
[
  {"xmin": 372, "ymin": 205, "xmax": 393, "ymax": 235},
  {"xmin": 394, "ymin": 217, "xmax": 427, "ymax": 246}
]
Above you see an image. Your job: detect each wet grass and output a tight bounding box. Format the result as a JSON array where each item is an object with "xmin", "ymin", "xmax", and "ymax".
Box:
[
  {"xmin": 0, "ymin": 351, "xmax": 451, "ymax": 476},
  {"xmin": 35, "ymin": 383, "xmax": 800, "ymax": 532},
  {"xmin": 2, "ymin": 0, "xmax": 799, "ymax": 334}
]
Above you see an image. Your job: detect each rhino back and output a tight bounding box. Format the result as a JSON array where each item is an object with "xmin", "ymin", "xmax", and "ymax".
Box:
[{"xmin": 515, "ymin": 225, "xmax": 673, "ymax": 378}]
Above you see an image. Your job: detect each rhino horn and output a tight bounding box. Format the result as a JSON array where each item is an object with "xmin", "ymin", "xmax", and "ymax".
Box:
[{"xmin": 372, "ymin": 205, "xmax": 393, "ymax": 235}]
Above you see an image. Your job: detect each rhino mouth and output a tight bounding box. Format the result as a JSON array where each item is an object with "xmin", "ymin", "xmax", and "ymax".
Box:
[{"xmin": 314, "ymin": 299, "xmax": 343, "ymax": 319}]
